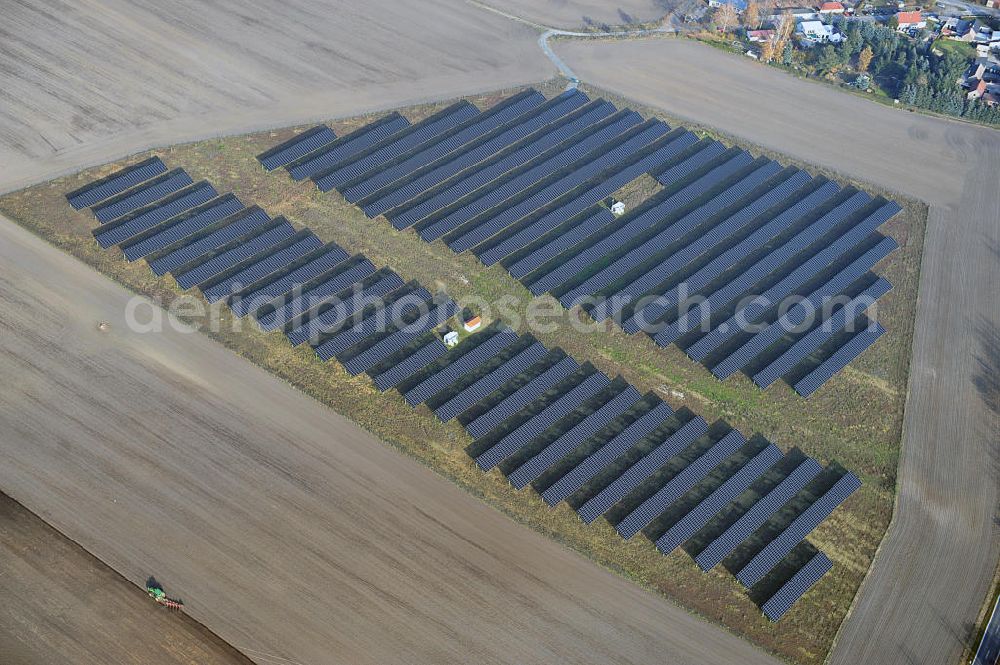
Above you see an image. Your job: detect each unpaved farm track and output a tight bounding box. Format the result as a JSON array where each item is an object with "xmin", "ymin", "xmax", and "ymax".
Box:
[
  {"xmin": 0, "ymin": 492, "xmax": 252, "ymax": 665},
  {"xmin": 0, "ymin": 0, "xmax": 550, "ymax": 192},
  {"xmin": 557, "ymin": 37, "xmax": 1000, "ymax": 665},
  {"xmin": 476, "ymin": 0, "xmax": 668, "ymax": 29},
  {"xmin": 0, "ymin": 217, "xmax": 782, "ymax": 665}
]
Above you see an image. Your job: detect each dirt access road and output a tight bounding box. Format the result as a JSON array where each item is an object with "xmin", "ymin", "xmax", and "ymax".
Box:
[
  {"xmin": 0, "ymin": 492, "xmax": 251, "ymax": 665},
  {"xmin": 557, "ymin": 37, "xmax": 1000, "ymax": 665},
  {"xmin": 0, "ymin": 0, "xmax": 550, "ymax": 193},
  {"xmin": 0, "ymin": 216, "xmax": 782, "ymax": 665},
  {"xmin": 479, "ymin": 0, "xmax": 669, "ymax": 29}
]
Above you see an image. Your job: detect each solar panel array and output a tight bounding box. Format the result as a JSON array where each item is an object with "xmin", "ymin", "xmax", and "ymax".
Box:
[
  {"xmin": 257, "ymin": 125, "xmax": 338, "ymax": 171},
  {"xmin": 384, "ymin": 321, "xmax": 857, "ymax": 617},
  {"xmin": 761, "ymin": 552, "xmax": 833, "ymax": 621},
  {"xmin": 70, "ymin": 158, "xmax": 457, "ymax": 390},
  {"xmin": 261, "ymin": 89, "xmax": 900, "ymax": 396},
  {"xmin": 75, "ymin": 139, "xmax": 867, "ymax": 617}
]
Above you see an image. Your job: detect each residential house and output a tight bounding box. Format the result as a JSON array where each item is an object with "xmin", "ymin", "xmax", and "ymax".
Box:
[
  {"xmin": 747, "ymin": 28, "xmax": 776, "ymax": 42},
  {"xmin": 768, "ymin": 6, "xmax": 819, "ymax": 22},
  {"xmin": 948, "ymin": 19, "xmax": 979, "ymax": 42},
  {"xmin": 708, "ymin": 0, "xmax": 749, "ymax": 10},
  {"xmin": 894, "ymin": 10, "xmax": 926, "ymax": 31},
  {"xmin": 798, "ymin": 20, "xmax": 844, "ymax": 44},
  {"xmin": 819, "ymin": 1, "xmax": 846, "ymax": 14}
]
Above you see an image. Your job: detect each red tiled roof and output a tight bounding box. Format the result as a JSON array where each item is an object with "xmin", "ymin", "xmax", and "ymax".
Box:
[
  {"xmin": 819, "ymin": 2, "xmax": 844, "ymax": 10},
  {"xmin": 896, "ymin": 10, "xmax": 922, "ymax": 24}
]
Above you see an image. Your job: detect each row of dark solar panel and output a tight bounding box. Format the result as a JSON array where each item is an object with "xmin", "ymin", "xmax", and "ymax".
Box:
[
  {"xmin": 66, "ymin": 157, "xmax": 168, "ymax": 210},
  {"xmin": 477, "ymin": 128, "xmax": 701, "ymax": 266},
  {"xmin": 389, "ymin": 97, "xmax": 615, "ymax": 230},
  {"xmin": 618, "ymin": 172, "xmax": 822, "ymax": 330},
  {"xmin": 419, "ymin": 110, "xmax": 644, "ymax": 242},
  {"xmin": 710, "ymin": 240, "xmax": 897, "ymax": 380},
  {"xmin": 736, "ymin": 472, "xmax": 861, "ymax": 587},
  {"xmin": 286, "ymin": 271, "xmax": 406, "ymax": 346},
  {"xmin": 363, "ymin": 92, "xmax": 591, "ymax": 218},
  {"xmin": 289, "ymin": 115, "xmax": 411, "ymax": 181},
  {"xmin": 258, "ymin": 89, "xmax": 899, "ymax": 396},
  {"xmin": 68, "ymin": 147, "xmax": 850, "ymax": 624},
  {"xmin": 525, "ymin": 142, "xmax": 737, "ymax": 296},
  {"xmin": 761, "ymin": 552, "xmax": 833, "ymax": 621},
  {"xmin": 557, "ymin": 157, "xmax": 782, "ymax": 308},
  {"xmin": 257, "ymin": 126, "xmax": 338, "ymax": 171},
  {"xmin": 317, "ymin": 102, "xmax": 480, "ymax": 192},
  {"xmin": 447, "ymin": 120, "xmax": 671, "ymax": 253},
  {"xmin": 623, "ymin": 182, "xmax": 840, "ymax": 334},
  {"xmin": 344, "ymin": 91, "xmax": 545, "ymax": 204},
  {"xmin": 589, "ymin": 168, "xmax": 812, "ymax": 323},
  {"xmin": 377, "ymin": 320, "xmax": 853, "ymax": 617}
]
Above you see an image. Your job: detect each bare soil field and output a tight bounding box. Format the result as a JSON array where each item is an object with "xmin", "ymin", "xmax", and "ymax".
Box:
[
  {"xmin": 556, "ymin": 36, "xmax": 1000, "ymax": 665},
  {"xmin": 0, "ymin": 84, "xmax": 927, "ymax": 664},
  {"xmin": 0, "ymin": 0, "xmax": 550, "ymax": 192},
  {"xmin": 0, "ymin": 215, "xmax": 785, "ymax": 665},
  {"xmin": 479, "ymin": 0, "xmax": 669, "ymax": 28},
  {"xmin": 0, "ymin": 492, "xmax": 251, "ymax": 665}
]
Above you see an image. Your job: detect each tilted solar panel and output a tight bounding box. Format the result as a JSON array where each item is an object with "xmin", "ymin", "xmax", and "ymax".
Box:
[
  {"xmin": 258, "ymin": 259, "xmax": 377, "ymax": 331},
  {"xmin": 577, "ymin": 416, "xmax": 708, "ymax": 524},
  {"xmin": 288, "ymin": 114, "xmax": 410, "ymax": 181},
  {"xmin": 434, "ymin": 341, "xmax": 549, "ymax": 422},
  {"xmin": 258, "ymin": 126, "xmax": 337, "ymax": 171},
  {"xmin": 286, "ymin": 271, "xmax": 405, "ymax": 346},
  {"xmin": 477, "ymin": 129, "xmax": 699, "ymax": 266},
  {"xmin": 229, "ymin": 243, "xmax": 350, "ymax": 317},
  {"xmin": 751, "ymin": 278, "xmax": 893, "ymax": 388},
  {"xmin": 122, "ymin": 194, "xmax": 245, "ymax": 261},
  {"xmin": 373, "ymin": 338, "xmax": 449, "ymax": 392},
  {"xmin": 604, "ymin": 169, "xmax": 812, "ymax": 325},
  {"xmin": 448, "ymin": 120, "xmax": 670, "ymax": 254},
  {"xmin": 695, "ymin": 458, "xmax": 823, "ymax": 571},
  {"xmin": 66, "ymin": 157, "xmax": 167, "ymax": 209},
  {"xmin": 655, "ymin": 444, "xmax": 782, "ymax": 554},
  {"xmin": 95, "ymin": 183, "xmax": 219, "ymax": 248},
  {"xmin": 761, "ymin": 552, "xmax": 833, "ymax": 621},
  {"xmin": 343, "ymin": 91, "xmax": 545, "ymax": 203},
  {"xmin": 389, "ymin": 100, "xmax": 616, "ymax": 230},
  {"xmin": 736, "ymin": 472, "xmax": 861, "ymax": 587},
  {"xmin": 683, "ymin": 198, "xmax": 898, "ymax": 359},
  {"xmin": 315, "ymin": 103, "xmax": 480, "ymax": 192},
  {"xmin": 558, "ymin": 157, "xmax": 778, "ymax": 308},
  {"xmin": 615, "ymin": 430, "xmax": 745, "ymax": 540},
  {"xmin": 710, "ymin": 238, "xmax": 897, "ymax": 380},
  {"xmin": 674, "ymin": 191, "xmax": 875, "ymax": 356},
  {"xmin": 507, "ymin": 207, "xmax": 617, "ymax": 280},
  {"xmin": 363, "ymin": 91, "xmax": 590, "ymax": 218},
  {"xmin": 175, "ymin": 222, "xmax": 295, "ymax": 290},
  {"xmin": 507, "ymin": 386, "xmax": 642, "ymax": 488},
  {"xmin": 794, "ymin": 323, "xmax": 886, "ymax": 397},
  {"xmin": 202, "ymin": 233, "xmax": 324, "ymax": 303},
  {"xmin": 314, "ymin": 287, "xmax": 433, "ymax": 360},
  {"xmin": 475, "ymin": 371, "xmax": 611, "ymax": 471},
  {"xmin": 343, "ymin": 299, "xmax": 458, "ymax": 376},
  {"xmin": 148, "ymin": 207, "xmax": 272, "ymax": 275},
  {"xmin": 93, "ymin": 170, "xmax": 194, "ymax": 223},
  {"xmin": 542, "ymin": 401, "xmax": 674, "ymax": 507},
  {"xmin": 418, "ymin": 110, "xmax": 642, "ymax": 242},
  {"xmin": 528, "ymin": 146, "xmax": 746, "ymax": 296},
  {"xmin": 404, "ymin": 328, "xmax": 520, "ymax": 406},
  {"xmin": 465, "ymin": 356, "xmax": 580, "ymax": 439}
]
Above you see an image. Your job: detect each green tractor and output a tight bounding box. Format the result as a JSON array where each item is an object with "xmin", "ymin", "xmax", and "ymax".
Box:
[{"xmin": 146, "ymin": 577, "xmax": 184, "ymax": 610}]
